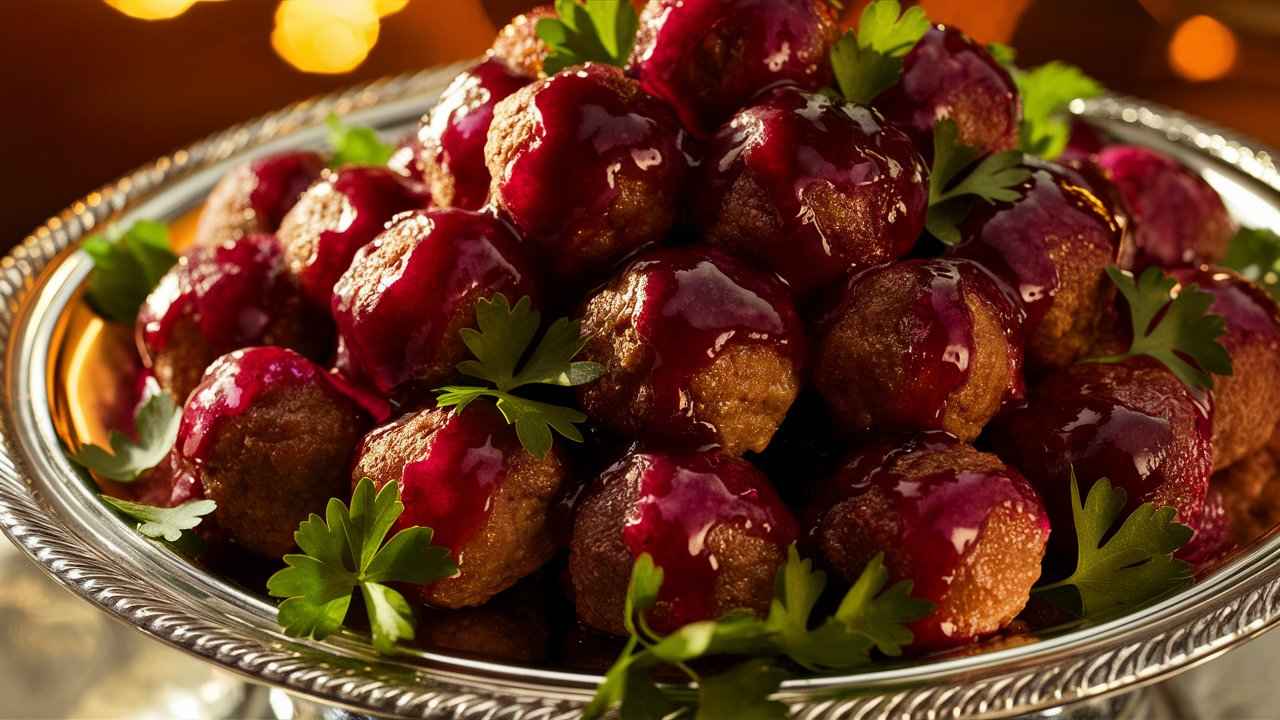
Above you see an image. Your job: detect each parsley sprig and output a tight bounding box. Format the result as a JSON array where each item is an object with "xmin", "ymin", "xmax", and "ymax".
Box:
[
  {"xmin": 991, "ymin": 45, "xmax": 1105, "ymax": 159},
  {"xmin": 1222, "ymin": 227, "xmax": 1280, "ymax": 301},
  {"xmin": 829, "ymin": 0, "xmax": 931, "ymax": 105},
  {"xmin": 536, "ymin": 0, "xmax": 639, "ymax": 76},
  {"xmin": 1034, "ymin": 470, "xmax": 1193, "ymax": 618},
  {"xmin": 83, "ymin": 219, "xmax": 178, "ymax": 324},
  {"xmin": 325, "ymin": 113, "xmax": 395, "ymax": 168},
  {"xmin": 925, "ymin": 119, "xmax": 1032, "ymax": 245},
  {"xmin": 101, "ymin": 496, "xmax": 216, "ymax": 544},
  {"xmin": 1083, "ymin": 266, "xmax": 1232, "ymax": 390},
  {"xmin": 435, "ymin": 294, "xmax": 603, "ymax": 458},
  {"xmin": 267, "ymin": 478, "xmax": 456, "ymax": 655},
  {"xmin": 584, "ymin": 546, "xmax": 931, "ymax": 719},
  {"xmin": 72, "ymin": 393, "xmax": 181, "ymax": 483}
]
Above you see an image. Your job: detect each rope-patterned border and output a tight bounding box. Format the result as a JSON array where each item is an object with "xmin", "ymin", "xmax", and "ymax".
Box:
[{"xmin": 0, "ymin": 77, "xmax": 1278, "ymax": 719}]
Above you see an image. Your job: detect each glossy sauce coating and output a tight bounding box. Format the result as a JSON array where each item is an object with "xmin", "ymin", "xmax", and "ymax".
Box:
[
  {"xmin": 417, "ymin": 58, "xmax": 528, "ymax": 209},
  {"xmin": 247, "ymin": 151, "xmax": 328, "ymax": 231},
  {"xmin": 618, "ymin": 451, "xmax": 798, "ymax": 630},
  {"xmin": 331, "ymin": 208, "xmax": 538, "ymax": 397},
  {"xmin": 696, "ymin": 86, "xmax": 928, "ymax": 296},
  {"xmin": 628, "ymin": 0, "xmax": 836, "ymax": 136}
]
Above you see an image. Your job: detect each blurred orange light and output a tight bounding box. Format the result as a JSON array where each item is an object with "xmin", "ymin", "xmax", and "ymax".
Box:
[
  {"xmin": 104, "ymin": 0, "xmax": 201, "ymax": 20},
  {"xmin": 1169, "ymin": 14, "xmax": 1237, "ymax": 82},
  {"xmin": 272, "ymin": 0, "xmax": 381, "ymax": 74},
  {"xmin": 373, "ymin": 0, "xmax": 409, "ymax": 17}
]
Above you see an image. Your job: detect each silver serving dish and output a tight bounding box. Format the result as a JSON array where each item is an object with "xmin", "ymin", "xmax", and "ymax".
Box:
[{"xmin": 2, "ymin": 63, "xmax": 1280, "ymax": 720}]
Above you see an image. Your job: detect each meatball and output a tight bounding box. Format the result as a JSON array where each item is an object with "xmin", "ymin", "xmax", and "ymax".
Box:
[
  {"xmin": 176, "ymin": 347, "xmax": 376, "ymax": 557},
  {"xmin": 277, "ymin": 166, "xmax": 429, "ymax": 308},
  {"xmin": 414, "ymin": 58, "xmax": 529, "ymax": 210},
  {"xmin": 331, "ymin": 208, "xmax": 539, "ymax": 400},
  {"xmin": 1176, "ymin": 485, "xmax": 1234, "ymax": 572},
  {"xmin": 1094, "ymin": 145, "xmax": 1235, "ymax": 269},
  {"xmin": 1215, "ymin": 428, "xmax": 1280, "ymax": 545},
  {"xmin": 570, "ymin": 450, "xmax": 797, "ymax": 636},
  {"xmin": 875, "ymin": 26, "xmax": 1021, "ymax": 157},
  {"xmin": 694, "ymin": 86, "xmax": 928, "ymax": 297},
  {"xmin": 627, "ymin": 0, "xmax": 837, "ymax": 136},
  {"xmin": 386, "ymin": 132, "xmax": 426, "ymax": 183},
  {"xmin": 489, "ymin": 4, "xmax": 554, "ymax": 78},
  {"xmin": 195, "ymin": 150, "xmax": 325, "ymax": 247},
  {"xmin": 417, "ymin": 581, "xmax": 553, "ymax": 662},
  {"xmin": 807, "ymin": 434, "xmax": 1049, "ymax": 649},
  {"xmin": 486, "ymin": 63, "xmax": 690, "ymax": 285},
  {"xmin": 994, "ymin": 359, "xmax": 1213, "ymax": 559},
  {"xmin": 577, "ymin": 247, "xmax": 805, "ymax": 455},
  {"xmin": 1171, "ymin": 267, "xmax": 1280, "ymax": 469},
  {"xmin": 136, "ymin": 233, "xmax": 330, "ymax": 401},
  {"xmin": 353, "ymin": 403, "xmax": 566, "ymax": 608},
  {"xmin": 950, "ymin": 158, "xmax": 1133, "ymax": 368},
  {"xmin": 814, "ymin": 259, "xmax": 1025, "ymax": 441}
]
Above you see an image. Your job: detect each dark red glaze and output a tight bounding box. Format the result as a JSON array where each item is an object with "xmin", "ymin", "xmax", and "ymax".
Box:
[
  {"xmin": 950, "ymin": 158, "xmax": 1127, "ymax": 332},
  {"xmin": 416, "ymin": 58, "xmax": 528, "ymax": 209},
  {"xmin": 810, "ymin": 433, "xmax": 1049, "ymax": 648},
  {"xmin": 284, "ymin": 166, "xmax": 429, "ymax": 307},
  {"xmin": 331, "ymin": 208, "xmax": 539, "ymax": 397},
  {"xmin": 1094, "ymin": 145, "xmax": 1235, "ymax": 268},
  {"xmin": 874, "ymin": 25, "xmax": 1020, "ymax": 157},
  {"xmin": 627, "ymin": 0, "xmax": 836, "ymax": 136},
  {"xmin": 1169, "ymin": 266, "xmax": 1280, "ymax": 346},
  {"xmin": 137, "ymin": 233, "xmax": 295, "ymax": 357},
  {"xmin": 827, "ymin": 258, "xmax": 1025, "ymax": 431},
  {"xmin": 387, "ymin": 133, "xmax": 426, "ymax": 183},
  {"xmin": 1177, "ymin": 485, "xmax": 1234, "ymax": 572},
  {"xmin": 993, "ymin": 360, "xmax": 1213, "ymax": 556},
  {"xmin": 366, "ymin": 403, "xmax": 517, "ymax": 554},
  {"xmin": 491, "ymin": 64, "xmax": 690, "ymax": 282},
  {"xmin": 695, "ymin": 86, "xmax": 928, "ymax": 297},
  {"xmin": 177, "ymin": 347, "xmax": 380, "ymax": 463},
  {"xmin": 614, "ymin": 246, "xmax": 806, "ymax": 447},
  {"xmin": 246, "ymin": 151, "xmax": 327, "ymax": 231},
  {"xmin": 617, "ymin": 450, "xmax": 798, "ymax": 631},
  {"xmin": 1058, "ymin": 120, "xmax": 1107, "ymax": 164}
]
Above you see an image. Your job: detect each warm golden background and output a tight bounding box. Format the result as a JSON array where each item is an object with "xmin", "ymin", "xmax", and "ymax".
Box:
[{"xmin": 0, "ymin": 0, "xmax": 1274, "ymax": 249}]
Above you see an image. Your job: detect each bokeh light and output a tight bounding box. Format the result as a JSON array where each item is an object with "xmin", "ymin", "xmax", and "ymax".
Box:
[
  {"xmin": 1169, "ymin": 14, "xmax": 1238, "ymax": 82},
  {"xmin": 272, "ymin": 0, "xmax": 382, "ymax": 74},
  {"xmin": 104, "ymin": 0, "xmax": 203, "ymax": 20}
]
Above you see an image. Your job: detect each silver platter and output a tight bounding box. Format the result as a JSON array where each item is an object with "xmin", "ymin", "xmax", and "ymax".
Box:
[{"xmin": 1, "ymin": 63, "xmax": 1280, "ymax": 719}]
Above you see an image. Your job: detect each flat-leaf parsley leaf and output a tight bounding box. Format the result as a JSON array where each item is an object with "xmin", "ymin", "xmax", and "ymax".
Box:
[
  {"xmin": 82, "ymin": 219, "xmax": 178, "ymax": 323},
  {"xmin": 326, "ymin": 113, "xmax": 395, "ymax": 167},
  {"xmin": 1222, "ymin": 226, "xmax": 1280, "ymax": 301},
  {"xmin": 73, "ymin": 392, "xmax": 180, "ymax": 483},
  {"xmin": 829, "ymin": 0, "xmax": 930, "ymax": 105},
  {"xmin": 925, "ymin": 119, "xmax": 1032, "ymax": 245},
  {"xmin": 100, "ymin": 496, "xmax": 216, "ymax": 543},
  {"xmin": 537, "ymin": 0, "xmax": 639, "ymax": 76}
]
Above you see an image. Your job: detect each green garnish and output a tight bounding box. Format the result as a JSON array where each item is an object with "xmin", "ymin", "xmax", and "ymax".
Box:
[
  {"xmin": 829, "ymin": 0, "xmax": 931, "ymax": 105},
  {"xmin": 584, "ymin": 546, "xmax": 931, "ymax": 718},
  {"xmin": 267, "ymin": 478, "xmax": 456, "ymax": 655},
  {"xmin": 986, "ymin": 42, "xmax": 1017, "ymax": 66},
  {"xmin": 325, "ymin": 113, "xmax": 395, "ymax": 168},
  {"xmin": 82, "ymin": 219, "xmax": 178, "ymax": 324},
  {"xmin": 1013, "ymin": 61, "xmax": 1104, "ymax": 159},
  {"xmin": 536, "ymin": 0, "xmax": 639, "ymax": 76},
  {"xmin": 101, "ymin": 496, "xmax": 216, "ymax": 543},
  {"xmin": 925, "ymin": 119, "xmax": 1032, "ymax": 246},
  {"xmin": 435, "ymin": 294, "xmax": 603, "ymax": 459},
  {"xmin": 1083, "ymin": 266, "xmax": 1232, "ymax": 390},
  {"xmin": 72, "ymin": 393, "xmax": 180, "ymax": 483},
  {"xmin": 1222, "ymin": 227, "xmax": 1280, "ymax": 301},
  {"xmin": 1034, "ymin": 470, "xmax": 1193, "ymax": 618}
]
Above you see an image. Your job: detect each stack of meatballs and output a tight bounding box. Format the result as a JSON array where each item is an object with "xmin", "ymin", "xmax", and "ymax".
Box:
[{"xmin": 122, "ymin": 0, "xmax": 1280, "ymax": 655}]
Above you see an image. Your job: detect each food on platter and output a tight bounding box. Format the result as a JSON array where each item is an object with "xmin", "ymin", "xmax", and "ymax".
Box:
[{"xmin": 62, "ymin": 1, "xmax": 1280, "ymax": 716}]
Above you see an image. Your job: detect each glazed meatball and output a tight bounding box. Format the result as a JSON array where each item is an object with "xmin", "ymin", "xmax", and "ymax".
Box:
[
  {"xmin": 807, "ymin": 434, "xmax": 1049, "ymax": 649},
  {"xmin": 486, "ymin": 63, "xmax": 690, "ymax": 284},
  {"xmin": 195, "ymin": 151, "xmax": 325, "ymax": 247},
  {"xmin": 176, "ymin": 347, "xmax": 377, "ymax": 557},
  {"xmin": 627, "ymin": 0, "xmax": 837, "ymax": 136},
  {"xmin": 414, "ymin": 58, "xmax": 528, "ymax": 210},
  {"xmin": 1171, "ymin": 267, "xmax": 1280, "ymax": 469},
  {"xmin": 1216, "ymin": 428, "xmax": 1280, "ymax": 545},
  {"xmin": 1094, "ymin": 145, "xmax": 1235, "ymax": 268},
  {"xmin": 814, "ymin": 259, "xmax": 1025, "ymax": 441},
  {"xmin": 386, "ymin": 132, "xmax": 426, "ymax": 183},
  {"xmin": 875, "ymin": 25, "xmax": 1021, "ymax": 157},
  {"xmin": 1176, "ymin": 485, "xmax": 1234, "ymax": 572},
  {"xmin": 694, "ymin": 86, "xmax": 928, "ymax": 297},
  {"xmin": 489, "ymin": 4, "xmax": 554, "ymax": 78},
  {"xmin": 353, "ymin": 403, "xmax": 566, "ymax": 608},
  {"xmin": 994, "ymin": 359, "xmax": 1213, "ymax": 558},
  {"xmin": 570, "ymin": 449, "xmax": 797, "ymax": 636},
  {"xmin": 277, "ymin": 166, "xmax": 429, "ymax": 308},
  {"xmin": 136, "ymin": 233, "xmax": 330, "ymax": 401},
  {"xmin": 577, "ymin": 247, "xmax": 805, "ymax": 455},
  {"xmin": 950, "ymin": 158, "xmax": 1133, "ymax": 368},
  {"xmin": 331, "ymin": 208, "xmax": 539, "ymax": 399}
]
